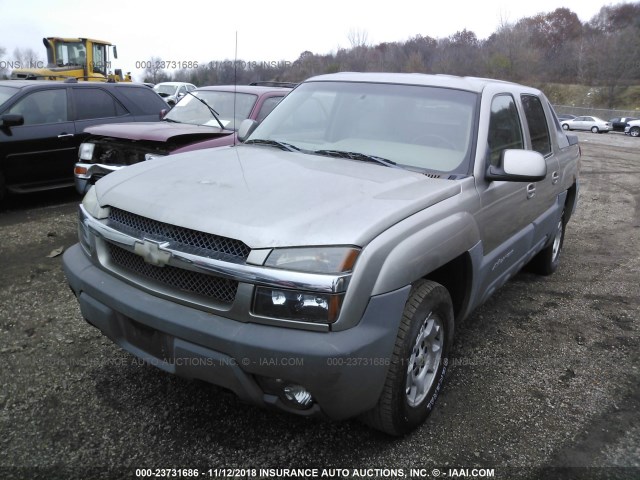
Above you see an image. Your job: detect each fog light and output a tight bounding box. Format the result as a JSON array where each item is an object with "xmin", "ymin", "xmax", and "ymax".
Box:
[{"xmin": 283, "ymin": 384, "xmax": 314, "ymax": 409}]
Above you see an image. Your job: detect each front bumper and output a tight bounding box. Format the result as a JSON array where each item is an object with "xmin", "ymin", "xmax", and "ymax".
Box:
[{"xmin": 63, "ymin": 244, "xmax": 410, "ymax": 420}]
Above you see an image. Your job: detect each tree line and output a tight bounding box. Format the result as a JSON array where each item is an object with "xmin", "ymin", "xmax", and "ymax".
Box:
[
  {"xmin": 2, "ymin": 3, "xmax": 639, "ymax": 109},
  {"xmin": 159, "ymin": 3, "xmax": 640, "ymax": 109}
]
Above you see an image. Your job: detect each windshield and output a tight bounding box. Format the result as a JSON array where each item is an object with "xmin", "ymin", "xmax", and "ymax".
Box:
[
  {"xmin": 164, "ymin": 91, "xmax": 257, "ymax": 129},
  {"xmin": 0, "ymin": 86, "xmax": 19, "ymax": 108},
  {"xmin": 249, "ymin": 81, "xmax": 477, "ymax": 174},
  {"xmin": 154, "ymin": 84, "xmax": 179, "ymax": 96},
  {"xmin": 54, "ymin": 41, "xmax": 86, "ymax": 66}
]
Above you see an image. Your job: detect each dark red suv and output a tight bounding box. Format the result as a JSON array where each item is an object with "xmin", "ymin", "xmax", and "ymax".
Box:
[{"xmin": 74, "ymin": 83, "xmax": 293, "ymax": 193}]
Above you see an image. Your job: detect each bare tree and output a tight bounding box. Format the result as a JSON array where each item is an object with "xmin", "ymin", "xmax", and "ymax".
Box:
[
  {"xmin": 485, "ymin": 21, "xmax": 540, "ymax": 81},
  {"xmin": 143, "ymin": 56, "xmax": 169, "ymax": 84},
  {"xmin": 434, "ymin": 29, "xmax": 482, "ymax": 76},
  {"xmin": 347, "ymin": 28, "xmax": 369, "ymax": 48},
  {"xmin": 12, "ymin": 47, "xmax": 41, "ymax": 69}
]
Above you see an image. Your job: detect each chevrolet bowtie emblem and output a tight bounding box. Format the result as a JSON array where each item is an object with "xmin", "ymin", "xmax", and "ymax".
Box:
[{"xmin": 133, "ymin": 239, "xmax": 172, "ymax": 267}]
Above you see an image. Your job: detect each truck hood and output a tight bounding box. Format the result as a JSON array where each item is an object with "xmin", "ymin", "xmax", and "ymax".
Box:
[
  {"xmin": 95, "ymin": 145, "xmax": 461, "ymax": 248},
  {"xmin": 85, "ymin": 122, "xmax": 231, "ymax": 143}
]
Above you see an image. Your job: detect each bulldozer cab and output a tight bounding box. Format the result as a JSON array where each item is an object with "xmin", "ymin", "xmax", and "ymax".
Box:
[{"xmin": 11, "ymin": 37, "xmax": 131, "ymax": 82}]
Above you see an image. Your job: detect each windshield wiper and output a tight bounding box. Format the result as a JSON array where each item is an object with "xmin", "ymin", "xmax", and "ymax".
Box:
[
  {"xmin": 312, "ymin": 149, "xmax": 397, "ymax": 168},
  {"xmin": 185, "ymin": 91, "xmax": 225, "ymax": 130},
  {"xmin": 163, "ymin": 117, "xmax": 181, "ymax": 123},
  {"xmin": 245, "ymin": 138, "xmax": 300, "ymax": 152}
]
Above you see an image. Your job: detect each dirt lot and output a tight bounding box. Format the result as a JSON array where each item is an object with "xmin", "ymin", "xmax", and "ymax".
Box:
[{"xmin": 0, "ymin": 132, "xmax": 638, "ymax": 480}]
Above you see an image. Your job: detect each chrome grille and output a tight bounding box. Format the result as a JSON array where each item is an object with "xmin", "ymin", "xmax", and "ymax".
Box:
[
  {"xmin": 108, "ymin": 208, "xmax": 250, "ymax": 262},
  {"xmin": 108, "ymin": 243, "xmax": 237, "ymax": 304}
]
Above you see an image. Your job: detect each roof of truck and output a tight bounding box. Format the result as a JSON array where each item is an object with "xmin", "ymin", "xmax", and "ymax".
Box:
[{"xmin": 305, "ymin": 72, "xmax": 525, "ymax": 94}]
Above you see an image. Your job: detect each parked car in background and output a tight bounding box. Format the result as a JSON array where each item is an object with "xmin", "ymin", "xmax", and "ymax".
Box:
[
  {"xmin": 74, "ymin": 84, "xmax": 292, "ymax": 193},
  {"xmin": 561, "ymin": 116, "xmax": 611, "ymax": 133},
  {"xmin": 624, "ymin": 119, "xmax": 640, "ymax": 137},
  {"xmin": 153, "ymin": 82, "xmax": 197, "ymax": 106},
  {"xmin": 556, "ymin": 113, "xmax": 576, "ymax": 121},
  {"xmin": 609, "ymin": 117, "xmax": 638, "ymax": 132},
  {"xmin": 0, "ymin": 80, "xmax": 168, "ymax": 203}
]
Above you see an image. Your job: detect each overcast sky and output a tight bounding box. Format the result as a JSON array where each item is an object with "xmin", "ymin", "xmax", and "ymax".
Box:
[{"xmin": 0, "ymin": 0, "xmax": 626, "ymax": 81}]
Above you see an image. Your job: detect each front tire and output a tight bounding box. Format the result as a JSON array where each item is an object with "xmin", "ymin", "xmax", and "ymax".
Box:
[
  {"xmin": 630, "ymin": 127, "xmax": 640, "ymax": 137},
  {"xmin": 562, "ymin": 124, "xmax": 570, "ymax": 130},
  {"xmin": 362, "ymin": 280, "xmax": 454, "ymax": 436}
]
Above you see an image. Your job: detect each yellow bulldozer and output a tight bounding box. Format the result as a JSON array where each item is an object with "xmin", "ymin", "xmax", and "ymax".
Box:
[{"xmin": 11, "ymin": 37, "xmax": 131, "ymax": 82}]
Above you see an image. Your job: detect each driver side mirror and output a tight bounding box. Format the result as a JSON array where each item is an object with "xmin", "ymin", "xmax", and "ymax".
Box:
[
  {"xmin": 486, "ymin": 149, "xmax": 546, "ymax": 182},
  {"xmin": 238, "ymin": 119, "xmax": 258, "ymax": 142},
  {"xmin": 0, "ymin": 114, "xmax": 24, "ymax": 128}
]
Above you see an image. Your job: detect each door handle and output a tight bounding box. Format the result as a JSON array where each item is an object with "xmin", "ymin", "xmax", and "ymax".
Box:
[
  {"xmin": 551, "ymin": 171, "xmax": 560, "ymax": 185},
  {"xmin": 527, "ymin": 183, "xmax": 536, "ymax": 199},
  {"xmin": 57, "ymin": 133, "xmax": 74, "ymax": 138}
]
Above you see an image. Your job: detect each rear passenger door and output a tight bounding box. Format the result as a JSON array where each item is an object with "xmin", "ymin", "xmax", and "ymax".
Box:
[{"xmin": 520, "ymin": 94, "xmax": 560, "ymax": 223}]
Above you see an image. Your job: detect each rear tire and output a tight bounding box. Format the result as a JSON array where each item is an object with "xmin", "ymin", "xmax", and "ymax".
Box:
[
  {"xmin": 528, "ymin": 210, "xmax": 565, "ymax": 276},
  {"xmin": 591, "ymin": 126, "xmax": 599, "ymax": 133},
  {"xmin": 562, "ymin": 124, "xmax": 570, "ymax": 130},
  {"xmin": 361, "ymin": 280, "xmax": 454, "ymax": 436}
]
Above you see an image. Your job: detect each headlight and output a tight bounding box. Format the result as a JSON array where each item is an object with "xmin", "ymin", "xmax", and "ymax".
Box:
[
  {"xmin": 78, "ymin": 142, "xmax": 95, "ymax": 161},
  {"xmin": 253, "ymin": 288, "xmax": 344, "ymax": 324},
  {"xmin": 265, "ymin": 246, "xmax": 359, "ymax": 273},
  {"xmin": 253, "ymin": 246, "xmax": 360, "ymax": 324},
  {"xmin": 82, "ymin": 186, "xmax": 110, "ymax": 219}
]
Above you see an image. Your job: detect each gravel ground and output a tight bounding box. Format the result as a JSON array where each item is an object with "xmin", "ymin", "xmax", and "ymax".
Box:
[{"xmin": 0, "ymin": 131, "xmax": 638, "ymax": 480}]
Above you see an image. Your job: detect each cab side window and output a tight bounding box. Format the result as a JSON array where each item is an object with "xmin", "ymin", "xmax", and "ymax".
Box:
[
  {"xmin": 521, "ymin": 94, "xmax": 551, "ymax": 156},
  {"xmin": 487, "ymin": 94, "xmax": 523, "ymax": 166},
  {"xmin": 8, "ymin": 89, "xmax": 68, "ymax": 125}
]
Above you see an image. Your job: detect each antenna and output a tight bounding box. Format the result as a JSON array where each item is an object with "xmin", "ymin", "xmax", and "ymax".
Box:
[{"xmin": 233, "ymin": 31, "xmax": 238, "ymax": 146}]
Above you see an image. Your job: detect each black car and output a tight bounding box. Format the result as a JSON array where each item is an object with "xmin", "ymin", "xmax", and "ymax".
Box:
[
  {"xmin": 609, "ymin": 117, "xmax": 638, "ymax": 132},
  {"xmin": 0, "ymin": 80, "xmax": 168, "ymax": 203}
]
